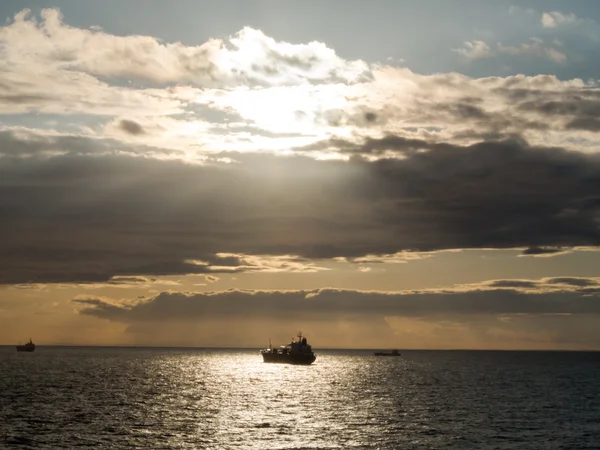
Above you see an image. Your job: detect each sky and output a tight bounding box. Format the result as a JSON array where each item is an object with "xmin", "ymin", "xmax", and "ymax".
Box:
[{"xmin": 1, "ymin": 1, "xmax": 600, "ymax": 349}]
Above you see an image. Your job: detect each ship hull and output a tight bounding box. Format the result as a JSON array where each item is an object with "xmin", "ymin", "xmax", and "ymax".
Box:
[
  {"xmin": 16, "ymin": 346, "xmax": 35, "ymax": 352},
  {"xmin": 261, "ymin": 352, "xmax": 316, "ymax": 365}
]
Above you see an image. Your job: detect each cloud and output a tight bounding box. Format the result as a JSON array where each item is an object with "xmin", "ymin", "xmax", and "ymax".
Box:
[
  {"xmin": 350, "ymin": 251, "xmax": 439, "ymax": 264},
  {"xmin": 118, "ymin": 120, "xmax": 145, "ymax": 135},
  {"xmin": 498, "ymin": 38, "xmax": 566, "ymax": 63},
  {"xmin": 546, "ymin": 277, "xmax": 599, "ymax": 287},
  {"xmin": 463, "ymin": 276, "xmax": 600, "ymax": 293},
  {"xmin": 0, "ymin": 8, "xmax": 372, "ymax": 144},
  {"xmin": 301, "ymin": 68, "xmax": 600, "ymax": 153},
  {"xmin": 192, "ymin": 253, "xmax": 329, "ymax": 273},
  {"xmin": 2, "ymin": 9, "xmax": 599, "ymax": 154},
  {"xmin": 73, "ymin": 279, "xmax": 600, "ymax": 324},
  {"xmin": 453, "ymin": 40, "xmax": 491, "ymax": 60},
  {"xmin": 0, "ymin": 11, "xmax": 185, "ymax": 117},
  {"xmin": 485, "ymin": 280, "xmax": 540, "ymax": 289},
  {"xmin": 542, "ymin": 12, "xmax": 577, "ymax": 28},
  {"xmin": 521, "ymin": 246, "xmax": 570, "ymax": 257},
  {"xmin": 1, "ymin": 130, "xmax": 600, "ymax": 284},
  {"xmin": 453, "ymin": 36, "xmax": 570, "ymax": 67},
  {"xmin": 0, "ymin": 128, "xmax": 182, "ymax": 159},
  {"xmin": 0, "ymin": 9, "xmax": 369, "ymax": 90},
  {"xmin": 516, "ymin": 97, "xmax": 600, "ymax": 133}
]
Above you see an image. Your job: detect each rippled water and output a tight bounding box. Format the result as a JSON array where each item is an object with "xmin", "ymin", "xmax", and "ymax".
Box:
[{"xmin": 1, "ymin": 347, "xmax": 599, "ymax": 449}]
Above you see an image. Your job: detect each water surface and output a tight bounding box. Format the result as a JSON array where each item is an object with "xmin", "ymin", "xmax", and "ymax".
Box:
[{"xmin": 1, "ymin": 347, "xmax": 599, "ymax": 449}]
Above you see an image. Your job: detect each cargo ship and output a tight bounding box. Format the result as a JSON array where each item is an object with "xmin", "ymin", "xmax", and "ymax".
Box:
[
  {"xmin": 260, "ymin": 333, "xmax": 316, "ymax": 365},
  {"xmin": 16, "ymin": 338, "xmax": 35, "ymax": 352},
  {"xmin": 374, "ymin": 349, "xmax": 401, "ymax": 356}
]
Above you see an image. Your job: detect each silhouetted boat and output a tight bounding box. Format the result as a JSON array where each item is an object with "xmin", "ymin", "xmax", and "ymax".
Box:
[
  {"xmin": 374, "ymin": 349, "xmax": 401, "ymax": 356},
  {"xmin": 16, "ymin": 338, "xmax": 35, "ymax": 352},
  {"xmin": 260, "ymin": 332, "xmax": 316, "ymax": 365}
]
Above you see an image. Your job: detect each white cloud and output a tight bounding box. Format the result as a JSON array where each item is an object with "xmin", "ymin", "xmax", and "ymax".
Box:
[
  {"xmin": 498, "ymin": 38, "xmax": 566, "ymax": 63},
  {"xmin": 0, "ymin": 8, "xmax": 371, "ymax": 154},
  {"xmin": 207, "ymin": 253, "xmax": 330, "ymax": 273},
  {"xmin": 452, "ymin": 40, "xmax": 491, "ymax": 60},
  {"xmin": 0, "ymin": 9, "xmax": 369, "ymax": 89},
  {"xmin": 542, "ymin": 11, "xmax": 577, "ymax": 28},
  {"xmin": 1, "ymin": 7, "xmax": 600, "ymax": 162},
  {"xmin": 351, "ymin": 251, "xmax": 438, "ymax": 264}
]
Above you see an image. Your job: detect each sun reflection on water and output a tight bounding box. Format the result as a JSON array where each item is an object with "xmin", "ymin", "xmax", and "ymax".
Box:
[{"xmin": 164, "ymin": 349, "xmax": 409, "ymax": 449}]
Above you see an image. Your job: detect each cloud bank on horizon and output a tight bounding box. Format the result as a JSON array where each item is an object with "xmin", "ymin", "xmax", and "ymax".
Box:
[{"xmin": 70, "ymin": 276, "xmax": 600, "ymax": 348}]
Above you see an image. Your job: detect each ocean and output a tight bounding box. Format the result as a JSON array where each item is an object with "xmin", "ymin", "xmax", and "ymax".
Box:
[{"xmin": 1, "ymin": 347, "xmax": 599, "ymax": 449}]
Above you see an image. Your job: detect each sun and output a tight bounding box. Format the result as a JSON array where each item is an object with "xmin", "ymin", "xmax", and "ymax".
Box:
[{"xmin": 201, "ymin": 84, "xmax": 352, "ymax": 136}]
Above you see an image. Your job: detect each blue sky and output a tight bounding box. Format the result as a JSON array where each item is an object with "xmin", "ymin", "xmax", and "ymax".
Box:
[{"xmin": 1, "ymin": 1, "xmax": 600, "ymax": 349}]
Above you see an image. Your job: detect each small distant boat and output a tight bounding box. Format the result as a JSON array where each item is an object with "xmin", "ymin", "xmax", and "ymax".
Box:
[
  {"xmin": 16, "ymin": 338, "xmax": 35, "ymax": 352},
  {"xmin": 374, "ymin": 349, "xmax": 401, "ymax": 356},
  {"xmin": 260, "ymin": 332, "xmax": 316, "ymax": 365}
]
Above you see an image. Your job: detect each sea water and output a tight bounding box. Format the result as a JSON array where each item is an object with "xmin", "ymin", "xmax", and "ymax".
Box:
[{"xmin": 1, "ymin": 347, "xmax": 599, "ymax": 449}]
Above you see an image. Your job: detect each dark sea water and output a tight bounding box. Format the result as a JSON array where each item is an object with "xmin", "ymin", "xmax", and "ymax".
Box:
[{"xmin": 1, "ymin": 347, "xmax": 599, "ymax": 449}]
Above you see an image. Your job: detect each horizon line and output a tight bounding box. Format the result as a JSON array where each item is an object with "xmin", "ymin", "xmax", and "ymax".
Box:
[{"xmin": 2, "ymin": 344, "xmax": 599, "ymax": 352}]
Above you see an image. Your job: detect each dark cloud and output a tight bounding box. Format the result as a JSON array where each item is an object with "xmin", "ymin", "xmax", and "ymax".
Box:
[
  {"xmin": 1, "ymin": 131, "xmax": 600, "ymax": 283},
  {"xmin": 522, "ymin": 246, "xmax": 566, "ymax": 256},
  {"xmin": 118, "ymin": 119, "xmax": 145, "ymax": 135},
  {"xmin": 0, "ymin": 129, "xmax": 180, "ymax": 159},
  {"xmin": 511, "ymin": 94, "xmax": 600, "ymax": 132},
  {"xmin": 519, "ymin": 99, "xmax": 600, "ymax": 117},
  {"xmin": 74, "ymin": 297, "xmax": 129, "ymax": 318},
  {"xmin": 487, "ymin": 280, "xmax": 539, "ymax": 289},
  {"xmin": 0, "ymin": 94, "xmax": 53, "ymax": 105},
  {"xmin": 343, "ymin": 79, "xmax": 600, "ymax": 138},
  {"xmin": 305, "ymin": 134, "xmax": 429, "ymax": 155},
  {"xmin": 73, "ymin": 286, "xmax": 600, "ymax": 323},
  {"xmin": 479, "ymin": 277, "xmax": 600, "ymax": 293},
  {"xmin": 364, "ymin": 112, "xmax": 377, "ymax": 123},
  {"xmin": 317, "ymin": 105, "xmax": 393, "ymax": 128},
  {"xmin": 546, "ymin": 277, "xmax": 599, "ymax": 287},
  {"xmin": 105, "ymin": 276, "xmax": 154, "ymax": 285},
  {"xmin": 566, "ymin": 118, "xmax": 600, "ymax": 132},
  {"xmin": 440, "ymin": 102, "xmax": 491, "ymax": 121}
]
